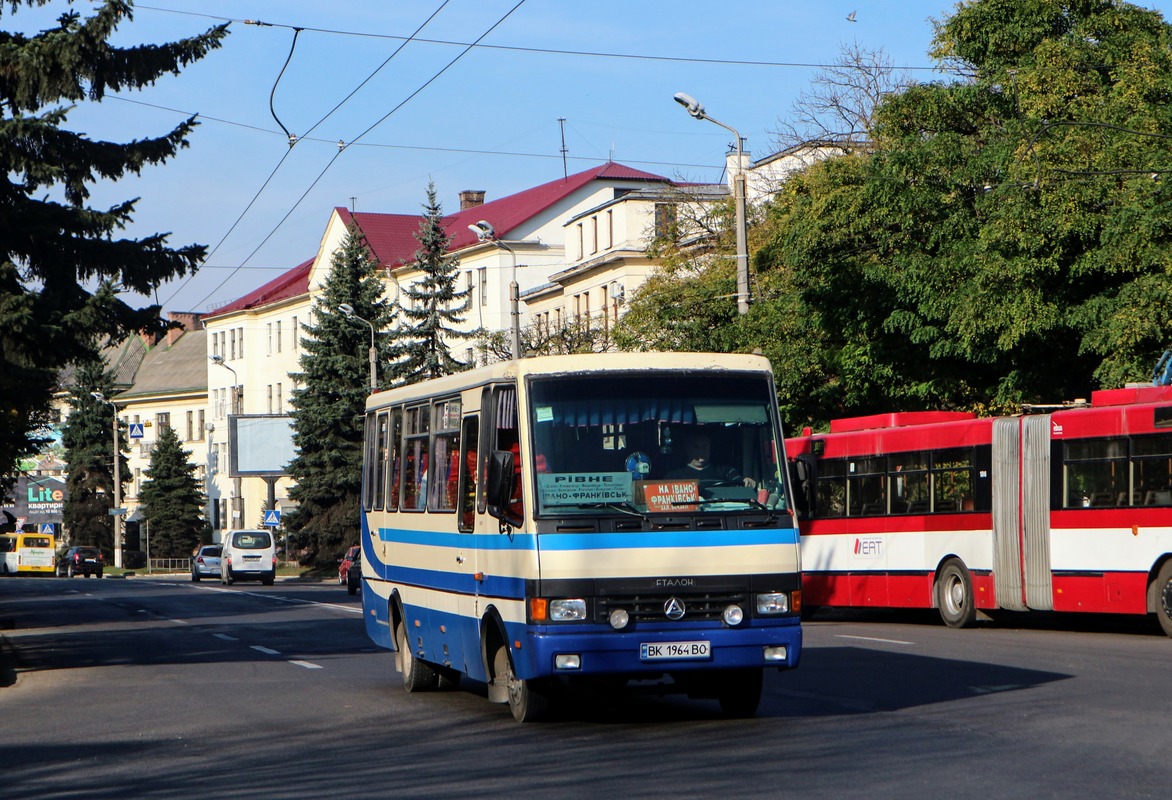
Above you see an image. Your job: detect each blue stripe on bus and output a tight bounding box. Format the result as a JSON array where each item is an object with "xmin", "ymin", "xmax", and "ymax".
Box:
[
  {"xmin": 375, "ymin": 526, "xmax": 537, "ymax": 551},
  {"xmin": 383, "ymin": 562, "xmax": 526, "ymax": 599},
  {"xmin": 536, "ymin": 528, "xmax": 799, "ymax": 550}
]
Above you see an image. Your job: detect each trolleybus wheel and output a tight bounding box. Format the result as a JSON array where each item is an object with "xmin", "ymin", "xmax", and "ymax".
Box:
[
  {"xmin": 716, "ymin": 667, "xmax": 763, "ymax": 718},
  {"xmin": 1155, "ymin": 561, "xmax": 1172, "ymax": 638},
  {"xmin": 395, "ymin": 617, "xmax": 437, "ymax": 692},
  {"xmin": 493, "ymin": 644, "xmax": 549, "ymax": 723},
  {"xmin": 936, "ymin": 559, "xmax": 976, "ymax": 628}
]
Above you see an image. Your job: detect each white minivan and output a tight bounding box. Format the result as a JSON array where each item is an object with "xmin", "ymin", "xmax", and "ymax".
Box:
[{"xmin": 220, "ymin": 529, "xmax": 277, "ymax": 586}]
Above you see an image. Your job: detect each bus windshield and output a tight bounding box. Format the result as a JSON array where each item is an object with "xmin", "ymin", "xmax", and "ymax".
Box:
[{"xmin": 528, "ymin": 371, "xmax": 786, "ymax": 516}]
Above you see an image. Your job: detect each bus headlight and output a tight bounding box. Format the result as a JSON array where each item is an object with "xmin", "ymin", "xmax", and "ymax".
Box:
[
  {"xmin": 609, "ymin": 608, "xmax": 630, "ymax": 630},
  {"xmin": 722, "ymin": 604, "xmax": 745, "ymax": 626},
  {"xmin": 549, "ymin": 598, "xmax": 587, "ymax": 621},
  {"xmin": 756, "ymin": 592, "xmax": 790, "ymax": 615}
]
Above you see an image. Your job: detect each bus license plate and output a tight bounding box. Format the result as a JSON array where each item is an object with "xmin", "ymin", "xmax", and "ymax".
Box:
[{"xmin": 640, "ymin": 641, "xmax": 711, "ymax": 661}]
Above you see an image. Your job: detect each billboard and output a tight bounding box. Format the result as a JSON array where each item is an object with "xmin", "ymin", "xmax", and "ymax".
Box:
[
  {"xmin": 1, "ymin": 475, "xmax": 67, "ymax": 524},
  {"xmin": 228, "ymin": 415, "xmax": 297, "ymax": 477}
]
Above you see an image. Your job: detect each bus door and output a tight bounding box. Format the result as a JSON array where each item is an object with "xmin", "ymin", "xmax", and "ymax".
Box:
[
  {"xmin": 1020, "ymin": 414, "xmax": 1053, "ymax": 610},
  {"xmin": 992, "ymin": 418, "xmax": 1027, "ymax": 610},
  {"xmin": 455, "ymin": 409, "xmax": 483, "ymax": 678}
]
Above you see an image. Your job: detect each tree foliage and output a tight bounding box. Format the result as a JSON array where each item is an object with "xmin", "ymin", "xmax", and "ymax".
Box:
[
  {"xmin": 285, "ymin": 226, "xmax": 396, "ymax": 563},
  {"xmin": 0, "ymin": 1, "xmax": 227, "ymax": 481},
  {"xmin": 750, "ymin": 0, "xmax": 1172, "ymax": 428},
  {"xmin": 61, "ymin": 360, "xmax": 126, "ymax": 554},
  {"xmin": 396, "ymin": 181, "xmax": 475, "ymax": 384},
  {"xmin": 139, "ymin": 424, "xmax": 207, "ymax": 558}
]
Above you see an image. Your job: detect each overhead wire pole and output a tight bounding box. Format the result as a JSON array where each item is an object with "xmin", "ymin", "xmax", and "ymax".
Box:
[
  {"xmin": 339, "ymin": 303, "xmax": 378, "ymax": 390},
  {"xmin": 91, "ymin": 393, "xmax": 123, "ymax": 569}
]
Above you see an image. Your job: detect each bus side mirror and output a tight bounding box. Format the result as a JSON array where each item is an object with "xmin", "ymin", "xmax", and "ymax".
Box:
[
  {"xmin": 789, "ymin": 455, "xmax": 816, "ymax": 519},
  {"xmin": 486, "ymin": 450, "xmax": 515, "ymax": 521}
]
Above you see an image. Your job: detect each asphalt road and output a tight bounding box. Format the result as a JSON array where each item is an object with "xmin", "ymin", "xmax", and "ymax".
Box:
[{"xmin": 1, "ymin": 575, "xmax": 1168, "ymax": 799}]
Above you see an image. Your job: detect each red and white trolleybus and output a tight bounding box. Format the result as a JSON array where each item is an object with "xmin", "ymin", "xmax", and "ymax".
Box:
[{"xmin": 786, "ymin": 383, "xmax": 1172, "ymax": 635}]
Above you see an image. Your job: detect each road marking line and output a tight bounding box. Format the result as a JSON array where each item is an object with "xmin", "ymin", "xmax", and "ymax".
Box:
[
  {"xmin": 169, "ymin": 619, "xmax": 188, "ymax": 625},
  {"xmin": 290, "ymin": 660, "xmax": 323, "ymax": 670},
  {"xmin": 213, "ymin": 633, "xmax": 237, "ymax": 641},
  {"xmin": 251, "ymin": 645, "xmax": 281, "ymax": 655},
  {"xmin": 182, "ymin": 582, "xmax": 363, "ymax": 614},
  {"xmin": 836, "ymin": 634, "xmax": 915, "ymax": 645}
]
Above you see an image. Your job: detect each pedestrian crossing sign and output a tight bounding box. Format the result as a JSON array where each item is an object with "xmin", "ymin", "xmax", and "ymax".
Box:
[{"xmin": 263, "ymin": 509, "xmax": 281, "ymax": 527}]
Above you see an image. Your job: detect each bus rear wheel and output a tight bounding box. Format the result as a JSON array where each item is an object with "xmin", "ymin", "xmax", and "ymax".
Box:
[
  {"xmin": 1154, "ymin": 561, "xmax": 1172, "ymax": 638},
  {"xmin": 395, "ymin": 618, "xmax": 437, "ymax": 692},
  {"xmin": 493, "ymin": 644, "xmax": 549, "ymax": 723},
  {"xmin": 936, "ymin": 559, "xmax": 976, "ymax": 628}
]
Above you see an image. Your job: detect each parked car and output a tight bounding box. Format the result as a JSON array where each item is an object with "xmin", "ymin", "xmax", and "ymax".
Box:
[
  {"xmin": 338, "ymin": 545, "xmax": 360, "ymax": 584},
  {"xmin": 346, "ymin": 549, "xmax": 362, "ymax": 595},
  {"xmin": 56, "ymin": 546, "xmax": 103, "ymax": 578},
  {"xmin": 191, "ymin": 545, "xmax": 222, "ymax": 582},
  {"xmin": 220, "ymin": 529, "xmax": 277, "ymax": 586}
]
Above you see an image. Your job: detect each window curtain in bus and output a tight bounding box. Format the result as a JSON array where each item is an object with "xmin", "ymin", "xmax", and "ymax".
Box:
[{"xmin": 542, "ymin": 397, "xmax": 697, "ymax": 427}]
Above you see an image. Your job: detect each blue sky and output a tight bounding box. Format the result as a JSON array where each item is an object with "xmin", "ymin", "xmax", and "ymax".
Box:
[{"xmin": 15, "ymin": 1, "xmax": 1172, "ymax": 312}]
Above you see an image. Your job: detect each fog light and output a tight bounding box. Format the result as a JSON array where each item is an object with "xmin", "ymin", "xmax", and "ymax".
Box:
[
  {"xmin": 756, "ymin": 592, "xmax": 790, "ymax": 615},
  {"xmin": 609, "ymin": 608, "xmax": 630, "ymax": 630},
  {"xmin": 555, "ymin": 654, "xmax": 581, "ymax": 670},
  {"xmin": 764, "ymin": 646, "xmax": 788, "ymax": 662},
  {"xmin": 722, "ymin": 604, "xmax": 744, "ymax": 626}
]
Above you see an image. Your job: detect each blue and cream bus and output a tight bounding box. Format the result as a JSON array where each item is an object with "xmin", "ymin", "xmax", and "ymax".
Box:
[{"xmin": 359, "ymin": 352, "xmax": 802, "ymax": 721}]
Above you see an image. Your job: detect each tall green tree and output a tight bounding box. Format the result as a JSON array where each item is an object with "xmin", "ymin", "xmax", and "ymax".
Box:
[
  {"xmin": 61, "ymin": 360, "xmax": 126, "ymax": 554},
  {"xmin": 753, "ymin": 0, "xmax": 1172, "ymax": 426},
  {"xmin": 285, "ymin": 227, "xmax": 397, "ymax": 563},
  {"xmin": 0, "ymin": 2, "xmax": 227, "ymax": 482},
  {"xmin": 396, "ymin": 181, "xmax": 475, "ymax": 384},
  {"xmin": 138, "ymin": 425, "xmax": 207, "ymax": 558}
]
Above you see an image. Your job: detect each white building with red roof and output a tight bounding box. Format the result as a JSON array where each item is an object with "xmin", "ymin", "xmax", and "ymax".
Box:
[{"xmin": 198, "ymin": 162, "xmax": 680, "ymax": 542}]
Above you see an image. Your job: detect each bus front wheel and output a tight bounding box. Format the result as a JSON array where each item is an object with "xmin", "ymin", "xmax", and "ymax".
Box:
[
  {"xmin": 493, "ymin": 644, "xmax": 549, "ymax": 723},
  {"xmin": 395, "ymin": 618, "xmax": 437, "ymax": 692},
  {"xmin": 1154, "ymin": 561, "xmax": 1172, "ymax": 638},
  {"xmin": 936, "ymin": 559, "xmax": 976, "ymax": 628},
  {"xmin": 716, "ymin": 668, "xmax": 763, "ymax": 718}
]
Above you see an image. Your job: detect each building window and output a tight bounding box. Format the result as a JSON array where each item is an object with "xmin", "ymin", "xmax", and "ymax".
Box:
[
  {"xmin": 197, "ymin": 409, "xmax": 205, "ymax": 441},
  {"xmin": 212, "ymin": 335, "xmax": 219, "ymax": 359},
  {"xmin": 266, "ymin": 323, "xmax": 272, "ymax": 355},
  {"xmin": 267, "ymin": 385, "xmax": 273, "ymax": 414},
  {"xmin": 590, "ymin": 216, "xmax": 598, "ymax": 255},
  {"xmin": 478, "ymin": 267, "xmax": 488, "ymax": 306},
  {"xmin": 186, "ymin": 410, "xmax": 194, "ymax": 442},
  {"xmin": 292, "ymin": 316, "xmax": 299, "ymax": 350},
  {"xmin": 276, "ymin": 320, "xmax": 282, "ymax": 353},
  {"xmin": 230, "ymin": 329, "xmax": 236, "ymax": 360},
  {"xmin": 606, "ymin": 209, "xmax": 614, "ymax": 249},
  {"xmin": 156, "ymin": 412, "xmax": 170, "ymax": 432},
  {"xmin": 276, "ymin": 383, "xmax": 283, "ymax": 412},
  {"xmin": 576, "ymin": 223, "xmax": 584, "ymax": 261},
  {"xmin": 238, "ymin": 327, "xmax": 244, "ymax": 358}
]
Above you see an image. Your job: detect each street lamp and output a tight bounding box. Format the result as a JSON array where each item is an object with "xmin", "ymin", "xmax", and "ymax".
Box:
[
  {"xmin": 673, "ymin": 91, "xmax": 750, "ymax": 315},
  {"xmin": 90, "ymin": 392, "xmax": 124, "ymax": 569},
  {"xmin": 209, "ymin": 354, "xmax": 239, "ymax": 414},
  {"xmin": 338, "ymin": 303, "xmax": 378, "ymax": 391},
  {"xmin": 468, "ymin": 220, "xmax": 521, "ymax": 360}
]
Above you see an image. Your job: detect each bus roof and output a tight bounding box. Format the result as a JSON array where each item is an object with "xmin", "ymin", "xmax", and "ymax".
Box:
[
  {"xmin": 365, "ymin": 352, "xmax": 773, "ymax": 410},
  {"xmin": 828, "ymin": 411, "xmax": 977, "ymax": 434}
]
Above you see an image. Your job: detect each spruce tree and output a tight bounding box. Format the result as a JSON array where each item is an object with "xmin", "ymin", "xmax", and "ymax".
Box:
[
  {"xmin": 0, "ymin": 2, "xmax": 228, "ymax": 481},
  {"xmin": 62, "ymin": 360, "xmax": 126, "ymax": 554},
  {"xmin": 139, "ymin": 425, "xmax": 207, "ymax": 559},
  {"xmin": 285, "ymin": 226, "xmax": 397, "ymax": 563},
  {"xmin": 396, "ymin": 181, "xmax": 476, "ymax": 385}
]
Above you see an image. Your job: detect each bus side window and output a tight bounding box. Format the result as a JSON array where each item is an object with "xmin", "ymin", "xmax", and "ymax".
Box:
[{"xmin": 459, "ymin": 415, "xmax": 478, "ymax": 532}]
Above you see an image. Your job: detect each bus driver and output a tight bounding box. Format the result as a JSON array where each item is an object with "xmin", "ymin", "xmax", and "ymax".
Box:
[{"xmin": 667, "ymin": 433, "xmax": 757, "ymax": 488}]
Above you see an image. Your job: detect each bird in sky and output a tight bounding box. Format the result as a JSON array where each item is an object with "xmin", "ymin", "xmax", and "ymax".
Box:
[{"xmin": 847, "ymin": 11, "xmax": 857, "ymax": 22}]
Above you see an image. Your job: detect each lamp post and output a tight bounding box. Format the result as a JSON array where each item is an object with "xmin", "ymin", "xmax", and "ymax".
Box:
[
  {"xmin": 90, "ymin": 392, "xmax": 123, "ymax": 569},
  {"xmin": 338, "ymin": 303, "xmax": 378, "ymax": 391},
  {"xmin": 209, "ymin": 354, "xmax": 239, "ymax": 414},
  {"xmin": 673, "ymin": 91, "xmax": 750, "ymax": 315},
  {"xmin": 468, "ymin": 220, "xmax": 521, "ymax": 359}
]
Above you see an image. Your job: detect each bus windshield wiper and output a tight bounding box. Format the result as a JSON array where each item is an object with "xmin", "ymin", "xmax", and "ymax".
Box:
[
  {"xmin": 544, "ymin": 501, "xmax": 650, "ymax": 522},
  {"xmin": 696, "ymin": 497, "xmax": 777, "ymax": 521}
]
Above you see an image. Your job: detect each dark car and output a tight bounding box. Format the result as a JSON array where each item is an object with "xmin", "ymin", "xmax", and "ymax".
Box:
[
  {"xmin": 338, "ymin": 545, "xmax": 360, "ymax": 585},
  {"xmin": 346, "ymin": 549, "xmax": 362, "ymax": 595},
  {"xmin": 56, "ymin": 546, "xmax": 104, "ymax": 578}
]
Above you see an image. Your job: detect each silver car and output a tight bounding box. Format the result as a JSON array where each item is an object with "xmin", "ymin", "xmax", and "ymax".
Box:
[{"xmin": 191, "ymin": 545, "xmax": 222, "ymax": 581}]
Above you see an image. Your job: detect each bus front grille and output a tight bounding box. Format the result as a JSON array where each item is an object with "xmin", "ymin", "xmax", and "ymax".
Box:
[{"xmin": 595, "ymin": 592, "xmax": 747, "ymax": 623}]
